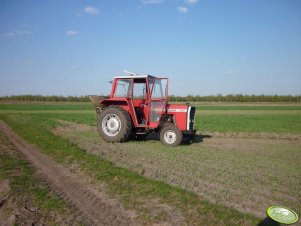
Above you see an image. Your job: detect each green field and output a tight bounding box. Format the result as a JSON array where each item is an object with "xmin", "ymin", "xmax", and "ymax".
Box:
[
  {"xmin": 0, "ymin": 102, "xmax": 300, "ymax": 225},
  {"xmin": 1, "ymin": 102, "xmax": 300, "ymax": 134}
]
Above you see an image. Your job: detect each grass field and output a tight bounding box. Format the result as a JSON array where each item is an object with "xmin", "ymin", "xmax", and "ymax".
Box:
[{"xmin": 0, "ymin": 102, "xmax": 300, "ymax": 225}]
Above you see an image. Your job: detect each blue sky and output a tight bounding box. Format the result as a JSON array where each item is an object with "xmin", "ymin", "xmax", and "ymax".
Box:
[{"xmin": 1, "ymin": 0, "xmax": 301, "ymax": 96}]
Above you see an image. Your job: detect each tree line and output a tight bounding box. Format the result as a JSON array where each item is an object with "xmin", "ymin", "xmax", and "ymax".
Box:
[
  {"xmin": 0, "ymin": 94, "xmax": 300, "ymax": 102},
  {"xmin": 0, "ymin": 95, "xmax": 90, "ymax": 102},
  {"xmin": 169, "ymin": 94, "xmax": 301, "ymax": 102}
]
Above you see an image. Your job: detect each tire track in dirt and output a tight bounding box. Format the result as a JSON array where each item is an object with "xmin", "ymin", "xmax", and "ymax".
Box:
[{"xmin": 0, "ymin": 120, "xmax": 137, "ymax": 226}]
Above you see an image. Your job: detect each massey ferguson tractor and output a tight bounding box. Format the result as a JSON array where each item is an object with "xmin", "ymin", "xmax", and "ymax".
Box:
[{"xmin": 90, "ymin": 72, "xmax": 196, "ymax": 146}]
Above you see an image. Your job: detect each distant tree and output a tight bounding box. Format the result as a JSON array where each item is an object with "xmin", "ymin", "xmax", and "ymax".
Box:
[{"xmin": 0, "ymin": 94, "xmax": 300, "ymax": 102}]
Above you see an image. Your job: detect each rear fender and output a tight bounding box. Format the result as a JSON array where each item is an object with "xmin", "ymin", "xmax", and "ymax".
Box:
[
  {"xmin": 100, "ymin": 99, "xmax": 127, "ymax": 108},
  {"xmin": 100, "ymin": 99, "xmax": 138, "ymax": 127}
]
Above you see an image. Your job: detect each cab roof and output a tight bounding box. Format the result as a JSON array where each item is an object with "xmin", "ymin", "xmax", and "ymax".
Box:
[{"xmin": 114, "ymin": 75, "xmax": 156, "ymax": 79}]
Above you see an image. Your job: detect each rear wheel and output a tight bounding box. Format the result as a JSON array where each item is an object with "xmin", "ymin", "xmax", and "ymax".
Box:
[
  {"xmin": 97, "ymin": 106, "xmax": 132, "ymax": 142},
  {"xmin": 160, "ymin": 124, "xmax": 183, "ymax": 147}
]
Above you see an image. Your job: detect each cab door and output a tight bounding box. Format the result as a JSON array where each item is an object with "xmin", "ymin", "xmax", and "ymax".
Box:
[
  {"xmin": 132, "ymin": 78, "xmax": 148, "ymax": 126},
  {"xmin": 148, "ymin": 78, "xmax": 168, "ymax": 128}
]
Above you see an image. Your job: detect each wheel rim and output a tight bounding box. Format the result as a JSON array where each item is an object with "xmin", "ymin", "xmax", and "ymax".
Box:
[
  {"xmin": 102, "ymin": 113, "xmax": 121, "ymax": 137},
  {"xmin": 163, "ymin": 130, "xmax": 177, "ymax": 144}
]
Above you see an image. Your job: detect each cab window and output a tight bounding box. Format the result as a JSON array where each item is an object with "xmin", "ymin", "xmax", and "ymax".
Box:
[
  {"xmin": 133, "ymin": 79, "xmax": 147, "ymax": 99},
  {"xmin": 114, "ymin": 79, "xmax": 131, "ymax": 97}
]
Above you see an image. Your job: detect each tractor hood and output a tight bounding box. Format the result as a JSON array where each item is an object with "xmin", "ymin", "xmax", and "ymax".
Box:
[
  {"xmin": 166, "ymin": 104, "xmax": 189, "ymax": 113},
  {"xmin": 166, "ymin": 104, "xmax": 195, "ymax": 131}
]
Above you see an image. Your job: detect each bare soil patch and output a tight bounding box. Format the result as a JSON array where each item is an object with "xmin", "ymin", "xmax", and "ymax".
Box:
[
  {"xmin": 191, "ymin": 102, "xmax": 301, "ymax": 107},
  {"xmin": 0, "ymin": 120, "xmax": 138, "ymax": 226},
  {"xmin": 199, "ymin": 131, "xmax": 301, "ymax": 141},
  {"xmin": 53, "ymin": 121, "xmax": 301, "ymax": 218}
]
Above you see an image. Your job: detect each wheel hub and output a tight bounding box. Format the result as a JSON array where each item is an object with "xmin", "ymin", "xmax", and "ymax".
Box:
[
  {"xmin": 164, "ymin": 130, "xmax": 177, "ymax": 144},
  {"xmin": 102, "ymin": 114, "xmax": 121, "ymax": 136},
  {"xmin": 107, "ymin": 118, "xmax": 119, "ymax": 132}
]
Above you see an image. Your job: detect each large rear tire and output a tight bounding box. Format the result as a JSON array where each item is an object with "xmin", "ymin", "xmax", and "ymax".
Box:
[
  {"xmin": 160, "ymin": 124, "xmax": 183, "ymax": 147},
  {"xmin": 97, "ymin": 106, "xmax": 132, "ymax": 142}
]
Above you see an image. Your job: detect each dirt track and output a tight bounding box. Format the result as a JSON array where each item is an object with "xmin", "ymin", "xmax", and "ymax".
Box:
[{"xmin": 0, "ymin": 120, "xmax": 137, "ymax": 226}]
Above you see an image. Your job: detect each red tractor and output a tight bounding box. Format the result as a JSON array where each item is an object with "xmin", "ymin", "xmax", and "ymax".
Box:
[{"xmin": 91, "ymin": 72, "xmax": 196, "ymax": 146}]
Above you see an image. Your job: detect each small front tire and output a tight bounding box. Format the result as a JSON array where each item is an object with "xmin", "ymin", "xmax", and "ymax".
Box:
[{"xmin": 160, "ymin": 124, "xmax": 183, "ymax": 147}]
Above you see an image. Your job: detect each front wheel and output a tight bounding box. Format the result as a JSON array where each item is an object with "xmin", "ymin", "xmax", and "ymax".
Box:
[{"xmin": 160, "ymin": 124, "xmax": 183, "ymax": 147}]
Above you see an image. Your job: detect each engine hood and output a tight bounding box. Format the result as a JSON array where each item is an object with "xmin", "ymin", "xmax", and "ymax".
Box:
[
  {"xmin": 165, "ymin": 104, "xmax": 192, "ymax": 131},
  {"xmin": 166, "ymin": 104, "xmax": 189, "ymax": 113}
]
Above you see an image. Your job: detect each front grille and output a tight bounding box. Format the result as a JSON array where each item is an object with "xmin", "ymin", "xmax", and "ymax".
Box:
[{"xmin": 189, "ymin": 107, "xmax": 196, "ymax": 130}]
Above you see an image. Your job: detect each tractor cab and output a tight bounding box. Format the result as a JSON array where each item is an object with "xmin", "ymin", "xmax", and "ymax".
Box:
[{"xmin": 107, "ymin": 75, "xmax": 168, "ymax": 129}]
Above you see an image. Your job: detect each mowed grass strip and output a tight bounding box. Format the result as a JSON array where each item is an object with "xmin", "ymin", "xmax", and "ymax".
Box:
[
  {"xmin": 0, "ymin": 113, "xmax": 259, "ymax": 226},
  {"xmin": 196, "ymin": 112, "xmax": 301, "ymax": 134},
  {"xmin": 26, "ymin": 110, "xmax": 301, "ymax": 134},
  {"xmin": 196, "ymin": 105, "xmax": 301, "ymax": 110},
  {"xmin": 9, "ymin": 111, "xmax": 299, "ymax": 134},
  {"xmin": 199, "ymin": 110, "xmax": 301, "ymax": 115},
  {"xmin": 0, "ymin": 110, "xmax": 94, "ymax": 114},
  {"xmin": 0, "ymin": 102, "xmax": 92, "ymax": 110},
  {"xmin": 0, "ymin": 103, "xmax": 95, "ymax": 115}
]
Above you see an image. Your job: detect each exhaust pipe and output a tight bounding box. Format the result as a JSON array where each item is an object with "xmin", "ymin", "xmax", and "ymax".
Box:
[{"xmin": 88, "ymin": 95, "xmax": 106, "ymax": 114}]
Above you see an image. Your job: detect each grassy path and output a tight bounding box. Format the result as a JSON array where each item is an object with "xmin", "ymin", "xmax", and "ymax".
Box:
[{"xmin": 0, "ymin": 127, "xmax": 81, "ymax": 226}]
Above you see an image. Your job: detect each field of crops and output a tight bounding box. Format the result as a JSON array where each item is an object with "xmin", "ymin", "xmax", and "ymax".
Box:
[{"xmin": 0, "ymin": 102, "xmax": 300, "ymax": 225}]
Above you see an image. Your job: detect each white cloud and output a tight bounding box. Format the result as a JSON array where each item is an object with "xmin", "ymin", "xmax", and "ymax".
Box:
[
  {"xmin": 71, "ymin": 65, "xmax": 78, "ymax": 69},
  {"xmin": 225, "ymin": 70, "xmax": 239, "ymax": 75},
  {"xmin": 84, "ymin": 6, "xmax": 100, "ymax": 15},
  {"xmin": 76, "ymin": 12, "xmax": 83, "ymax": 17},
  {"xmin": 17, "ymin": 31, "xmax": 32, "ymax": 35},
  {"xmin": 141, "ymin": 0, "xmax": 163, "ymax": 4},
  {"xmin": 177, "ymin": 6, "xmax": 188, "ymax": 13},
  {"xmin": 23, "ymin": 60, "xmax": 35, "ymax": 65},
  {"xmin": 0, "ymin": 30, "xmax": 31, "ymax": 38},
  {"xmin": 66, "ymin": 30, "xmax": 79, "ymax": 36},
  {"xmin": 185, "ymin": 0, "xmax": 198, "ymax": 4},
  {"xmin": 2, "ymin": 32, "xmax": 15, "ymax": 37}
]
